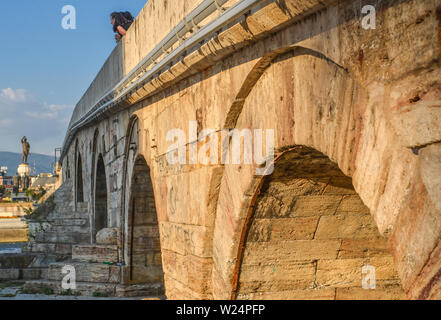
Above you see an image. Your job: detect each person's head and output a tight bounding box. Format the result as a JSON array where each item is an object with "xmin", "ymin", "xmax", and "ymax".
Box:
[
  {"xmin": 111, "ymin": 12, "xmax": 129, "ymax": 26},
  {"xmin": 111, "ymin": 11, "xmax": 133, "ymax": 26},
  {"xmin": 110, "ymin": 12, "xmax": 118, "ymax": 26}
]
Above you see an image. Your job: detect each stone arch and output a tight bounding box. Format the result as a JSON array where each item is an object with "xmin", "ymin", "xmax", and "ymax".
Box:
[
  {"xmin": 124, "ymin": 155, "xmax": 165, "ymax": 293},
  {"xmin": 94, "ymin": 153, "xmax": 108, "ymax": 242},
  {"xmin": 75, "ymin": 139, "xmax": 84, "ymax": 204},
  {"xmin": 90, "ymin": 129, "xmax": 99, "ymax": 195},
  {"xmin": 210, "ymin": 46, "xmax": 419, "ymax": 298},
  {"xmin": 121, "ymin": 115, "xmax": 140, "ymax": 263},
  {"xmin": 65, "ymin": 155, "xmax": 70, "ymax": 180},
  {"xmin": 90, "ymin": 128, "xmax": 101, "ymax": 242},
  {"xmin": 232, "ymin": 146, "xmax": 405, "ymax": 300}
]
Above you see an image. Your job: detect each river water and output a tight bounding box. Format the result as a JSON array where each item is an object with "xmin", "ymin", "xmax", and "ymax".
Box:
[{"xmin": 0, "ymin": 243, "xmax": 22, "ymax": 254}]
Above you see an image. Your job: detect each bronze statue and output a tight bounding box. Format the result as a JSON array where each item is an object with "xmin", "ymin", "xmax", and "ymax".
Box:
[{"xmin": 21, "ymin": 136, "xmax": 30, "ymax": 163}]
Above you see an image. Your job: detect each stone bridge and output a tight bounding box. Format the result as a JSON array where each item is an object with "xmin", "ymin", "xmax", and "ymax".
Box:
[{"xmin": 31, "ymin": 0, "xmax": 441, "ymax": 299}]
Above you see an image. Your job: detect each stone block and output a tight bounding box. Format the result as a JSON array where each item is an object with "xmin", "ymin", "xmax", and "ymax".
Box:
[
  {"xmin": 316, "ymin": 257, "xmax": 402, "ymax": 288},
  {"xmin": 96, "ymin": 228, "xmax": 118, "ymax": 245},
  {"xmin": 238, "ymin": 261, "xmax": 316, "ymax": 289},
  {"xmin": 22, "ymin": 268, "xmax": 43, "ymax": 280},
  {"xmin": 129, "ymin": 265, "xmax": 164, "ymax": 284},
  {"xmin": 247, "ymin": 217, "xmax": 320, "ymax": 242},
  {"xmin": 116, "ymin": 283, "xmax": 164, "ymax": 297},
  {"xmin": 315, "ymin": 215, "xmax": 380, "ymax": 240},
  {"xmin": 323, "ymin": 177, "xmax": 356, "ymax": 195},
  {"xmin": 292, "ymin": 195, "xmax": 342, "ymax": 217},
  {"xmin": 145, "ymin": 252, "xmax": 163, "ymax": 266},
  {"xmin": 160, "ymin": 222, "xmax": 211, "ymax": 257},
  {"xmin": 242, "ymin": 240, "xmax": 341, "ymax": 264},
  {"xmin": 72, "ymin": 244, "xmax": 118, "ymax": 263},
  {"xmin": 338, "ymin": 238, "xmax": 391, "ymax": 259},
  {"xmin": 0, "ymin": 269, "xmax": 20, "ymax": 280},
  {"xmin": 238, "ymin": 288, "xmax": 336, "ymax": 300},
  {"xmin": 336, "ymin": 195, "xmax": 370, "ymax": 215},
  {"xmin": 336, "ymin": 285, "xmax": 406, "ymax": 300},
  {"xmin": 48, "ymin": 262, "xmax": 119, "ymax": 283}
]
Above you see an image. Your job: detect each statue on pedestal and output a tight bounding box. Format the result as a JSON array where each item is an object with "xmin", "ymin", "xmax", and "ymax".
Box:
[{"xmin": 21, "ymin": 136, "xmax": 30, "ymax": 164}]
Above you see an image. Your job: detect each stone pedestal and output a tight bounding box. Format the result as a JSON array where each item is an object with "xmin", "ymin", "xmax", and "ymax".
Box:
[{"xmin": 17, "ymin": 163, "xmax": 30, "ymax": 177}]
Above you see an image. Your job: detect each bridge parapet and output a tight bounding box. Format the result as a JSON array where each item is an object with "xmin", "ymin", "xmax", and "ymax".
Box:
[{"xmin": 65, "ymin": 0, "xmax": 242, "ymax": 156}]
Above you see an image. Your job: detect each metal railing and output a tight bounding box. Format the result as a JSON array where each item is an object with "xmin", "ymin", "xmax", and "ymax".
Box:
[{"xmin": 62, "ymin": 0, "xmax": 266, "ymax": 159}]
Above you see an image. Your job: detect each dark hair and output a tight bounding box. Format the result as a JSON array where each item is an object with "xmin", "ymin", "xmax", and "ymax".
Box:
[
  {"xmin": 122, "ymin": 12, "xmax": 134, "ymax": 21},
  {"xmin": 111, "ymin": 11, "xmax": 134, "ymax": 32}
]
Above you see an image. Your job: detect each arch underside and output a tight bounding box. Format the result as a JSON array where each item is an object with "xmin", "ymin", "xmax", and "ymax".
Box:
[
  {"xmin": 234, "ymin": 147, "xmax": 405, "ymax": 300},
  {"xmin": 125, "ymin": 156, "xmax": 165, "ymax": 291},
  {"xmin": 94, "ymin": 154, "xmax": 108, "ymax": 242},
  {"xmin": 76, "ymin": 153, "xmax": 84, "ymax": 204}
]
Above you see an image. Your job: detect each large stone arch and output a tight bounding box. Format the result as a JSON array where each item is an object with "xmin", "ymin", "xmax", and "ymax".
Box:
[
  {"xmin": 121, "ymin": 116, "xmax": 140, "ymax": 265},
  {"xmin": 124, "ymin": 155, "xmax": 165, "ymax": 290},
  {"xmin": 120, "ymin": 116, "xmax": 165, "ymax": 293},
  {"xmin": 232, "ymin": 146, "xmax": 405, "ymax": 300},
  {"xmin": 94, "ymin": 153, "xmax": 108, "ymax": 242},
  {"xmin": 210, "ymin": 46, "xmax": 426, "ymax": 299},
  {"xmin": 90, "ymin": 128, "xmax": 109, "ymax": 243},
  {"xmin": 90, "ymin": 128, "xmax": 99, "ymax": 241}
]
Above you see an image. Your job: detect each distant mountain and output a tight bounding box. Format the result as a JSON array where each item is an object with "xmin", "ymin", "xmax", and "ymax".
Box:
[{"xmin": 0, "ymin": 151, "xmax": 54, "ymax": 176}]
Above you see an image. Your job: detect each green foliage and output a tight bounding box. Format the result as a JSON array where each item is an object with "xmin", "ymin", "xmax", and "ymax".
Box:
[
  {"xmin": 20, "ymin": 205, "xmax": 34, "ymax": 218},
  {"xmin": 93, "ymin": 292, "xmax": 109, "ymax": 297},
  {"xmin": 29, "ymin": 193, "xmax": 55, "ymax": 221},
  {"xmin": 23, "ymin": 188, "xmax": 46, "ymax": 202},
  {"xmin": 27, "ymin": 220, "xmax": 48, "ymax": 241},
  {"xmin": 42, "ymin": 287, "xmax": 54, "ymax": 295},
  {"xmin": 60, "ymin": 289, "xmax": 80, "ymax": 296}
]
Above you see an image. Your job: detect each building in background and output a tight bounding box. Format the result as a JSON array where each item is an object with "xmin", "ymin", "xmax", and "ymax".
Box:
[
  {"xmin": 0, "ymin": 167, "xmax": 13, "ymax": 200},
  {"xmin": 31, "ymin": 173, "xmax": 57, "ymax": 191},
  {"xmin": 0, "ymin": 167, "xmax": 8, "ymax": 176}
]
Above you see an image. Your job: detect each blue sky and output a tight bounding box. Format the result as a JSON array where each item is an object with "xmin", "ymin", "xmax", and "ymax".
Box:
[{"xmin": 0, "ymin": 0, "xmax": 147, "ymax": 155}]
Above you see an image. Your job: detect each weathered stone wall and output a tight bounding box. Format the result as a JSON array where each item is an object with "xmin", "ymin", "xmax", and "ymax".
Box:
[{"xmin": 61, "ymin": 0, "xmax": 441, "ymax": 299}]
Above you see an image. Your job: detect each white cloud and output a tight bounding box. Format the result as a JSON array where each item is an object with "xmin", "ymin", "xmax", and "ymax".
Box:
[
  {"xmin": 0, "ymin": 88, "xmax": 74, "ymax": 155},
  {"xmin": 47, "ymin": 104, "xmax": 73, "ymax": 112},
  {"xmin": 25, "ymin": 111, "xmax": 59, "ymax": 120},
  {"xmin": 0, "ymin": 119, "xmax": 13, "ymax": 127},
  {"xmin": 0, "ymin": 88, "xmax": 32, "ymax": 103},
  {"xmin": 24, "ymin": 103, "xmax": 73, "ymax": 120}
]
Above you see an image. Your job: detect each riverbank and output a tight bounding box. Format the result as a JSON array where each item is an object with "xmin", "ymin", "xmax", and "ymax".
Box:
[
  {"xmin": 0, "ymin": 203, "xmax": 32, "ymax": 218},
  {"xmin": 0, "ymin": 219, "xmax": 28, "ymax": 243}
]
